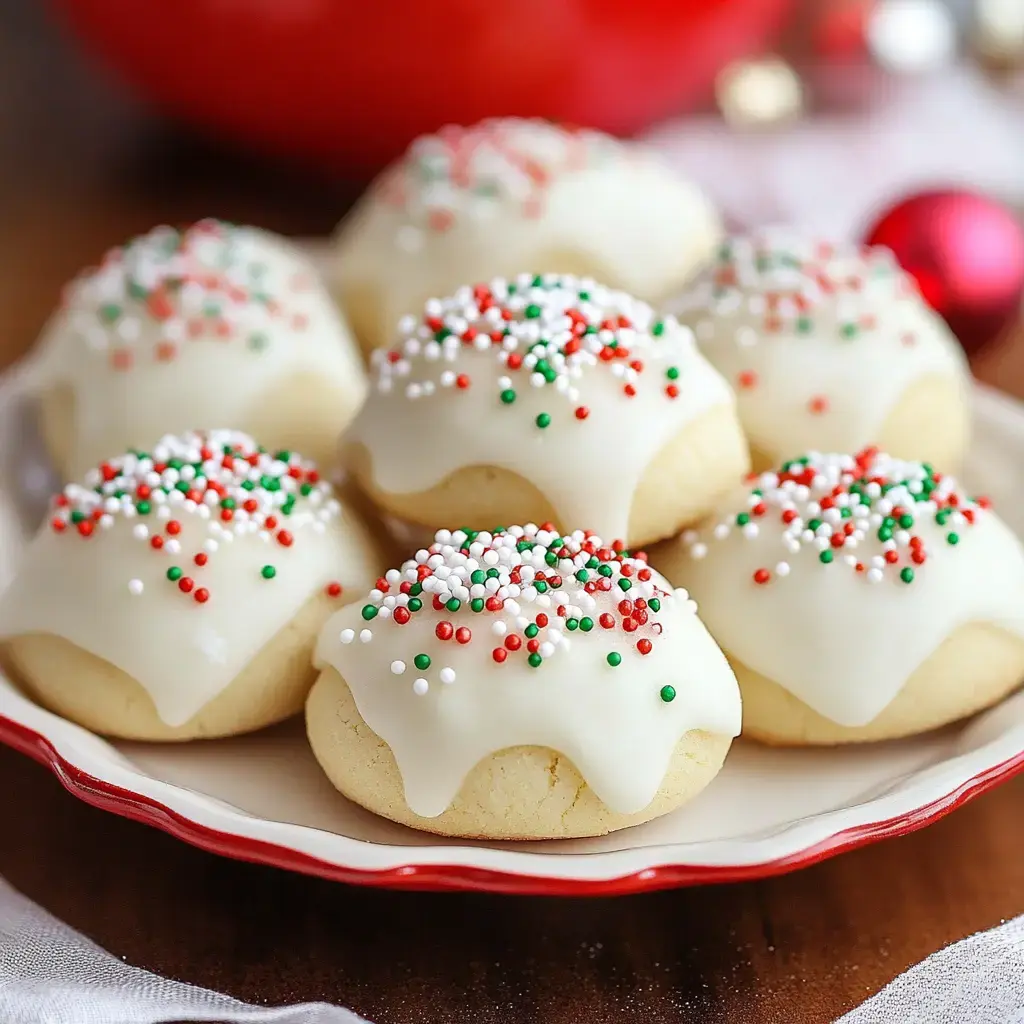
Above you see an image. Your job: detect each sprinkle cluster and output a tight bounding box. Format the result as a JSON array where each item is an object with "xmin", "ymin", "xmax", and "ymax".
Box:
[
  {"xmin": 685, "ymin": 448, "xmax": 990, "ymax": 586},
  {"xmin": 64, "ymin": 220, "xmax": 315, "ymax": 370},
  {"xmin": 338, "ymin": 524, "xmax": 689, "ymax": 701},
  {"xmin": 674, "ymin": 231, "xmax": 921, "ymax": 415},
  {"xmin": 369, "ymin": 273, "xmax": 689, "ymax": 429},
  {"xmin": 379, "ymin": 119, "xmax": 611, "ymax": 246},
  {"xmin": 48, "ymin": 430, "xmax": 344, "ymax": 605}
]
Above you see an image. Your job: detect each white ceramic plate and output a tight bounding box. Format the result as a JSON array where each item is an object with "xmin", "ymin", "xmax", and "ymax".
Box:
[{"xmin": 2, "ymin": 364, "xmax": 1024, "ymax": 894}]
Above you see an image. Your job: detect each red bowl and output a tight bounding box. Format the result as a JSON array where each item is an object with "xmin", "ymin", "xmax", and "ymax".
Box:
[{"xmin": 53, "ymin": 0, "xmax": 796, "ymax": 173}]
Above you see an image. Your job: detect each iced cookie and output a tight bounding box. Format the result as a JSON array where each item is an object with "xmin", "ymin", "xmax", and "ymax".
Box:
[
  {"xmin": 332, "ymin": 118, "xmax": 721, "ymax": 353},
  {"xmin": 0, "ymin": 430, "xmax": 384, "ymax": 740},
  {"xmin": 654, "ymin": 449, "xmax": 1024, "ymax": 745},
  {"xmin": 32, "ymin": 219, "xmax": 366, "ymax": 479},
  {"xmin": 308, "ymin": 524, "xmax": 741, "ymax": 839},
  {"xmin": 668, "ymin": 230, "xmax": 971, "ymax": 471},
  {"xmin": 344, "ymin": 274, "xmax": 749, "ymax": 548}
]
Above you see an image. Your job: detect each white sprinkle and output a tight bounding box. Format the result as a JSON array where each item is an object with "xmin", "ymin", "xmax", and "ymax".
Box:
[
  {"xmin": 775, "ymin": 562, "xmax": 790, "ymax": 576},
  {"xmin": 340, "ymin": 629, "xmax": 355, "ymax": 644},
  {"xmin": 391, "ymin": 660, "xmax": 406, "ymax": 675},
  {"xmin": 412, "ymin": 678, "xmax": 429, "ymax": 696},
  {"xmin": 439, "ymin": 667, "xmax": 456, "ymax": 684},
  {"xmin": 128, "ymin": 578, "xmax": 144, "ymax": 595}
]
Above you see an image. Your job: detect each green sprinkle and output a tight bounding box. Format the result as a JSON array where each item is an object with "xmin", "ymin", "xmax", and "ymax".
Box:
[
  {"xmin": 70, "ymin": 510, "xmax": 86, "ymax": 524},
  {"xmin": 652, "ymin": 321, "xmax": 665, "ymax": 336},
  {"xmin": 796, "ymin": 316, "xmax": 813, "ymax": 334},
  {"xmin": 736, "ymin": 513, "xmax": 751, "ymax": 526},
  {"xmin": 532, "ymin": 274, "xmax": 544, "ymax": 287},
  {"xmin": 840, "ymin": 323, "xmax": 858, "ymax": 338},
  {"xmin": 471, "ymin": 598, "xmax": 484, "ymax": 612},
  {"xmin": 936, "ymin": 510, "xmax": 951, "ymax": 525},
  {"xmin": 408, "ymin": 598, "xmax": 423, "ymax": 612},
  {"xmin": 575, "ymin": 569, "xmax": 589, "ymax": 582},
  {"xmin": 544, "ymin": 551, "xmax": 558, "ymax": 566},
  {"xmin": 598, "ymin": 564, "xmax": 613, "ymax": 577},
  {"xmin": 500, "ymin": 389, "xmax": 516, "ymax": 405},
  {"xmin": 99, "ymin": 303, "xmax": 122, "ymax": 323},
  {"xmin": 899, "ymin": 514, "xmax": 914, "ymax": 529},
  {"xmin": 361, "ymin": 605, "xmax": 377, "ymax": 620},
  {"xmin": 525, "ymin": 624, "xmax": 539, "ymax": 639},
  {"xmin": 414, "ymin": 653, "xmax": 431, "ymax": 671},
  {"xmin": 900, "ymin": 567, "xmax": 915, "ymax": 584},
  {"xmin": 241, "ymin": 480, "xmax": 255, "ymax": 491},
  {"xmin": 648, "ymin": 598, "xmax": 661, "ymax": 612},
  {"xmin": 666, "ymin": 366, "xmax": 680, "ymax": 380},
  {"xmin": 820, "ymin": 550, "xmax": 834, "ymax": 564},
  {"xmin": 618, "ymin": 578, "xmax": 632, "ymax": 592},
  {"xmin": 446, "ymin": 598, "xmax": 461, "ymax": 612},
  {"xmin": 525, "ymin": 303, "xmax": 542, "ymax": 319},
  {"xmin": 534, "ymin": 580, "xmax": 548, "ymax": 594},
  {"xmin": 166, "ymin": 566, "xmax": 182, "ymax": 581},
  {"xmin": 470, "ymin": 570, "xmax": 486, "ymax": 585},
  {"xmin": 536, "ymin": 413, "xmax": 551, "ymax": 429},
  {"xmin": 808, "ymin": 518, "xmax": 823, "ymax": 531},
  {"xmin": 566, "ymin": 618, "xmax": 579, "ymax": 631},
  {"xmin": 300, "ymin": 483, "xmax": 313, "ymax": 496},
  {"xmin": 528, "ymin": 652, "xmax": 543, "ymax": 668},
  {"xmin": 606, "ymin": 652, "xmax": 622, "ymax": 667},
  {"xmin": 947, "ymin": 532, "xmax": 960, "ymax": 545},
  {"xmin": 220, "ymin": 498, "xmax": 236, "ymax": 510},
  {"xmin": 136, "ymin": 501, "xmax": 151, "ymax": 515},
  {"xmin": 659, "ymin": 685, "xmax": 676, "ymax": 703},
  {"xmin": 878, "ymin": 527, "xmax": 893, "ymax": 542},
  {"xmin": 580, "ymin": 617, "xmax": 594, "ymax": 632},
  {"xmin": 486, "ymin": 568, "xmax": 500, "ymax": 579},
  {"xmin": 261, "ymin": 565, "xmax": 276, "ymax": 579}
]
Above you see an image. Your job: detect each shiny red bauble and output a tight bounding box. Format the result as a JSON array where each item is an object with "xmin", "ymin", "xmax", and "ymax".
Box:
[
  {"xmin": 864, "ymin": 190, "xmax": 1024, "ymax": 355},
  {"xmin": 53, "ymin": 0, "xmax": 796, "ymax": 172}
]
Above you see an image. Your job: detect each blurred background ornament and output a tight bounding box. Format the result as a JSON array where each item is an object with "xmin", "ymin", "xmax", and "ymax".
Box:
[
  {"xmin": 865, "ymin": 0, "xmax": 959, "ymax": 73},
  {"xmin": 971, "ymin": 0, "xmax": 1024, "ymax": 69},
  {"xmin": 864, "ymin": 189, "xmax": 1024, "ymax": 354},
  {"xmin": 715, "ymin": 57, "xmax": 804, "ymax": 128},
  {"xmin": 50, "ymin": 0, "xmax": 798, "ymax": 172}
]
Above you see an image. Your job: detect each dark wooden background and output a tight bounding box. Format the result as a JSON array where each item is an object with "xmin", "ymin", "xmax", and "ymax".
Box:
[{"xmin": 3, "ymin": 4, "xmax": 1024, "ymax": 1022}]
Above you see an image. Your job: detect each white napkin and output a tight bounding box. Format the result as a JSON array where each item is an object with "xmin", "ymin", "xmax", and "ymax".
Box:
[
  {"xmin": 2, "ymin": 873, "xmax": 1023, "ymax": 1023},
  {"xmin": 0, "ymin": 877, "xmax": 367, "ymax": 1024}
]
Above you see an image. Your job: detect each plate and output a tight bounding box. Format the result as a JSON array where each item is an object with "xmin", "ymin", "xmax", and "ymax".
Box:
[{"xmin": 1, "ymin": 365, "xmax": 1024, "ymax": 895}]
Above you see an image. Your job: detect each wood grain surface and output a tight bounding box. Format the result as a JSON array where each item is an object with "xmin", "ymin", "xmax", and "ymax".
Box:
[{"xmin": 2, "ymin": 4, "xmax": 1024, "ymax": 1022}]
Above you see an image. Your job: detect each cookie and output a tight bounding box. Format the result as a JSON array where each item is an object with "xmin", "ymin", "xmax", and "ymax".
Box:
[
  {"xmin": 654, "ymin": 449, "xmax": 1024, "ymax": 744},
  {"xmin": 0, "ymin": 430, "xmax": 384, "ymax": 740},
  {"xmin": 668, "ymin": 229, "xmax": 971, "ymax": 471},
  {"xmin": 307, "ymin": 525, "xmax": 741, "ymax": 839},
  {"xmin": 333, "ymin": 118, "xmax": 721, "ymax": 353},
  {"xmin": 344, "ymin": 274, "xmax": 749, "ymax": 548},
  {"xmin": 32, "ymin": 220, "xmax": 366, "ymax": 479}
]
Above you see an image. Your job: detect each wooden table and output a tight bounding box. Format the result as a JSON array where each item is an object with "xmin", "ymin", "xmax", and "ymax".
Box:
[{"xmin": 3, "ymin": 6, "xmax": 1024, "ymax": 1022}]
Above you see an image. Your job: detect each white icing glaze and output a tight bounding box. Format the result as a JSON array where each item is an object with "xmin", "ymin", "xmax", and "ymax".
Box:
[
  {"xmin": 667, "ymin": 229, "xmax": 970, "ymax": 463},
  {"xmin": 334, "ymin": 118, "xmax": 721, "ymax": 340},
  {"xmin": 348, "ymin": 273, "xmax": 737, "ymax": 540},
  {"xmin": 0, "ymin": 431, "xmax": 380, "ymax": 726},
  {"xmin": 673, "ymin": 451, "xmax": 1024, "ymax": 727},
  {"xmin": 30, "ymin": 220, "xmax": 366, "ymax": 478},
  {"xmin": 314, "ymin": 526, "xmax": 741, "ymax": 817}
]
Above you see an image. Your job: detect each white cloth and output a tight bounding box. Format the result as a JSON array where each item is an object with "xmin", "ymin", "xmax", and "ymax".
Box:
[
  {"xmin": 0, "ymin": 877, "xmax": 367, "ymax": 1023},
  {"xmin": 2, "ymin": 874, "xmax": 1023, "ymax": 1023},
  {"xmin": 645, "ymin": 66, "xmax": 1024, "ymax": 239},
  {"xmin": 838, "ymin": 915, "xmax": 1024, "ymax": 1023}
]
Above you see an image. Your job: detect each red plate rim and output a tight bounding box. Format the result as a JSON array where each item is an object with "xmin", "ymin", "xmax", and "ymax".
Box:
[{"xmin": 4, "ymin": 710, "xmax": 1024, "ymax": 895}]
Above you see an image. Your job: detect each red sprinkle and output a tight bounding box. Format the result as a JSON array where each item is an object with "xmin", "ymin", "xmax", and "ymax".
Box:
[
  {"xmin": 637, "ymin": 639, "xmax": 653, "ymax": 656},
  {"xmin": 753, "ymin": 568, "xmax": 771, "ymax": 585},
  {"xmin": 492, "ymin": 648, "xmax": 507, "ymax": 663},
  {"xmin": 435, "ymin": 621, "xmax": 454, "ymax": 641},
  {"xmin": 455, "ymin": 627, "xmax": 472, "ymax": 645},
  {"xmin": 393, "ymin": 607, "xmax": 411, "ymax": 625}
]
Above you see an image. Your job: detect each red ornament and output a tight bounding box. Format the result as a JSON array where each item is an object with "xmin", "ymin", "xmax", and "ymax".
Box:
[{"xmin": 864, "ymin": 190, "xmax": 1024, "ymax": 356}]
